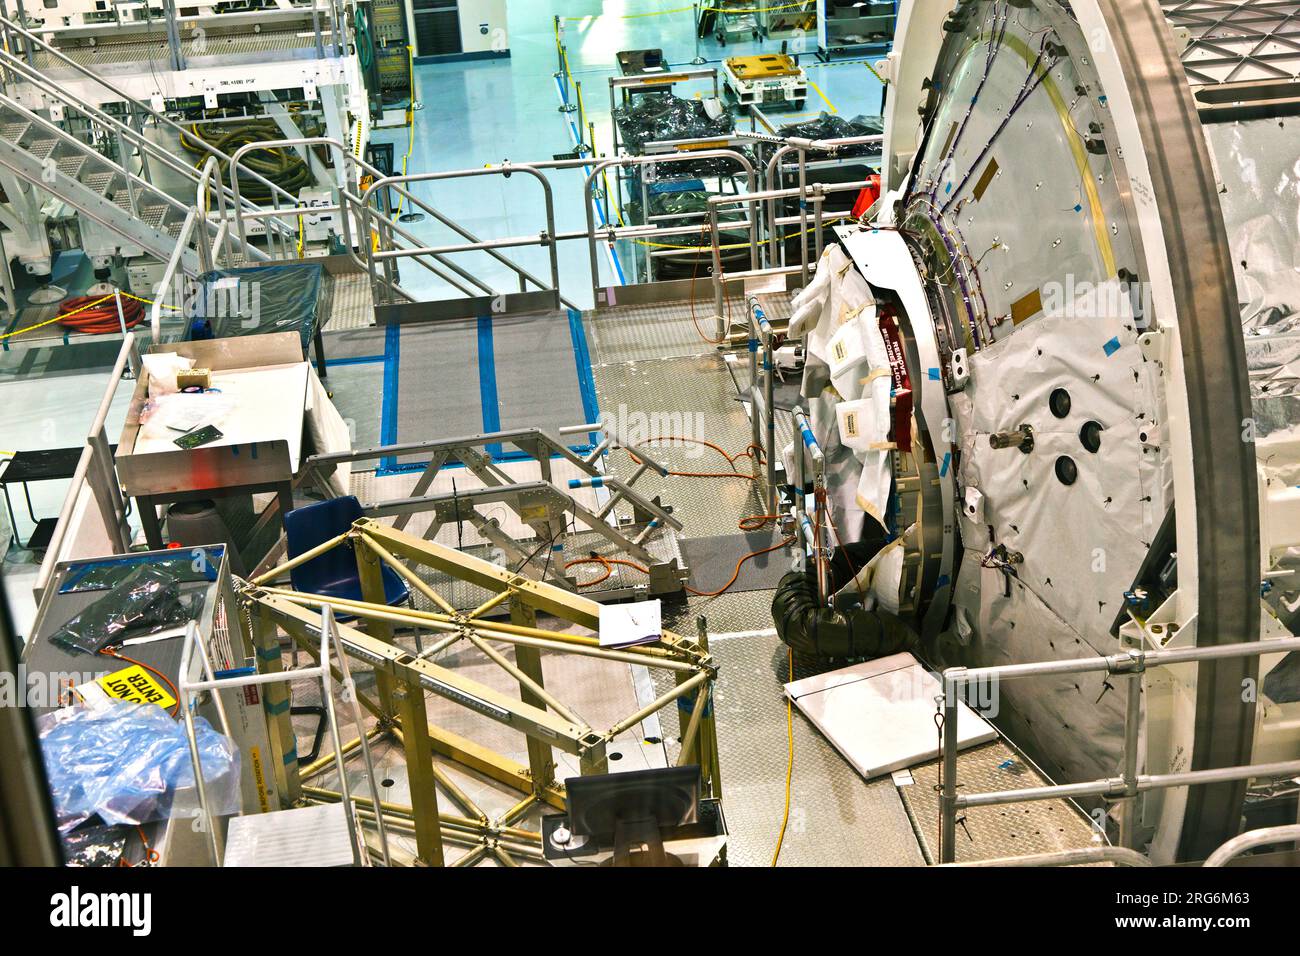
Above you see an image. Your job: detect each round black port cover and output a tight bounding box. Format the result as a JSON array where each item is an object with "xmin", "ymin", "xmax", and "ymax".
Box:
[
  {"xmin": 1080, "ymin": 420, "xmax": 1103, "ymax": 453},
  {"xmin": 1055, "ymin": 456, "xmax": 1078, "ymax": 485}
]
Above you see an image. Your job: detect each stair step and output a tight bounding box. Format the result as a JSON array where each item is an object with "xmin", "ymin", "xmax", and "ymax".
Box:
[
  {"xmin": 1, "ymin": 121, "xmax": 31, "ymax": 143},
  {"xmin": 84, "ymin": 170, "xmax": 117, "ymax": 198},
  {"xmin": 57, "ymin": 155, "xmax": 89, "ymax": 179},
  {"xmin": 25, "ymin": 138, "xmax": 58, "ymax": 162},
  {"xmin": 138, "ymin": 204, "xmax": 171, "ymax": 230}
]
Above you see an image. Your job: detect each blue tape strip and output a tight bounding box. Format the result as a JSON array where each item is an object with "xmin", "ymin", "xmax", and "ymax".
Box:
[
  {"xmin": 477, "ymin": 315, "xmax": 503, "ymax": 458},
  {"xmin": 1103, "ymin": 336, "xmax": 1121, "ymax": 357},
  {"xmin": 325, "ymin": 354, "xmax": 386, "ymax": 368},
  {"xmin": 567, "ymin": 309, "xmax": 601, "ymax": 446},
  {"xmin": 928, "ymin": 367, "xmax": 941, "ymax": 381},
  {"xmin": 378, "ymin": 322, "xmax": 402, "ymax": 474},
  {"xmin": 940, "ymin": 452, "xmax": 951, "ymax": 478}
]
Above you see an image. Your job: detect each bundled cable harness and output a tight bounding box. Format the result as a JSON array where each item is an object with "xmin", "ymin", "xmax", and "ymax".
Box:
[{"xmin": 181, "ymin": 115, "xmax": 318, "ymax": 202}]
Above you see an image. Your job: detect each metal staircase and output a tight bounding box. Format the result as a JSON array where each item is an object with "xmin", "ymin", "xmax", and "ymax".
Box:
[
  {"xmin": 0, "ymin": 93, "xmax": 203, "ymax": 274},
  {"xmin": 0, "ymin": 11, "xmax": 571, "ymax": 328}
]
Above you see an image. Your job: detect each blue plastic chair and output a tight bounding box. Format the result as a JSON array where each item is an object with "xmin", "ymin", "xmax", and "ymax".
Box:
[{"xmin": 283, "ymin": 497, "xmax": 410, "ymax": 612}]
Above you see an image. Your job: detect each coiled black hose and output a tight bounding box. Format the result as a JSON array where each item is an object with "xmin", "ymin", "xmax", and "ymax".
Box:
[{"xmin": 181, "ymin": 117, "xmax": 317, "ymax": 203}]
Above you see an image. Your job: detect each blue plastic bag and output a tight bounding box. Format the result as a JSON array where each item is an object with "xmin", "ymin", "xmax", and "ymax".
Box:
[{"xmin": 39, "ymin": 700, "xmax": 241, "ymax": 832}]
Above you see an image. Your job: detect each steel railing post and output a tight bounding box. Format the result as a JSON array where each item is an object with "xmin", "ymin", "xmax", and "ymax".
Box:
[
  {"xmin": 1119, "ymin": 659, "xmax": 1144, "ymax": 849},
  {"xmin": 940, "ymin": 673, "xmax": 962, "ymax": 864}
]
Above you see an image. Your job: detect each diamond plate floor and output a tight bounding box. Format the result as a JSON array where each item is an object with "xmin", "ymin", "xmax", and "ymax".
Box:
[
  {"xmin": 651, "ymin": 629, "xmax": 925, "ymax": 867},
  {"xmin": 323, "ymin": 272, "xmax": 377, "ymax": 332}
]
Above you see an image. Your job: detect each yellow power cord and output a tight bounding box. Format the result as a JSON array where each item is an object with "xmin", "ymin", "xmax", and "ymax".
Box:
[
  {"xmin": 0, "ymin": 290, "xmax": 180, "ymax": 342},
  {"xmin": 771, "ymin": 645, "xmax": 794, "ymax": 866}
]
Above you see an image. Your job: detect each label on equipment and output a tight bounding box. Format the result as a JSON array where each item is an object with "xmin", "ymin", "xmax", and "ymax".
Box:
[
  {"xmin": 878, "ymin": 312, "xmax": 914, "ymax": 455},
  {"xmin": 79, "ymin": 664, "xmax": 176, "ymax": 711}
]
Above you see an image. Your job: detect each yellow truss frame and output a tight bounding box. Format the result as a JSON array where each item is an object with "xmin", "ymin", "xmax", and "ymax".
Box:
[{"xmin": 237, "ymin": 518, "xmax": 721, "ymax": 867}]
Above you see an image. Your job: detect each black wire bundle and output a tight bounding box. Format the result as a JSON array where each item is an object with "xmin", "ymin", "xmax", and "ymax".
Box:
[{"xmin": 181, "ymin": 116, "xmax": 318, "ymax": 202}]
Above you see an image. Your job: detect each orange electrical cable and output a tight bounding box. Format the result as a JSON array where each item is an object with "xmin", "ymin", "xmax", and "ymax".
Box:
[
  {"xmin": 98, "ymin": 647, "xmax": 181, "ymax": 717},
  {"xmin": 626, "ymin": 435, "xmax": 764, "ymax": 481},
  {"xmin": 566, "ymin": 531, "xmax": 793, "ymax": 599},
  {"xmin": 685, "ymin": 223, "xmax": 745, "ymax": 347},
  {"xmin": 56, "ymin": 293, "xmax": 144, "ymax": 335},
  {"xmin": 568, "ymin": 437, "xmax": 799, "ymax": 597},
  {"xmin": 119, "ymin": 826, "xmax": 160, "ymax": 867}
]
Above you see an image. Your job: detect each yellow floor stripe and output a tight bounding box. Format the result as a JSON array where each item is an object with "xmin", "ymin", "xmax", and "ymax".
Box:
[{"xmin": 808, "ymin": 79, "xmax": 837, "ymax": 114}]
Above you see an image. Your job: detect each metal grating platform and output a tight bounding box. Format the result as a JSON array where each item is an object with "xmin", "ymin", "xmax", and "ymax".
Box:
[
  {"xmin": 898, "ymin": 741, "xmax": 1103, "ymax": 865},
  {"xmin": 324, "ymin": 273, "xmax": 376, "ymax": 331}
]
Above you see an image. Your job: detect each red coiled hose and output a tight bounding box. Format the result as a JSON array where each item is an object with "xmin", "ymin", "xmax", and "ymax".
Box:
[{"xmin": 56, "ymin": 293, "xmax": 144, "ymax": 334}]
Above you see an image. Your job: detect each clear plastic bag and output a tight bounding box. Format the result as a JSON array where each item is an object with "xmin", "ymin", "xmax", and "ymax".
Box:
[
  {"xmin": 138, "ymin": 390, "xmax": 236, "ymax": 443},
  {"xmin": 50, "ymin": 565, "xmax": 197, "ymax": 656},
  {"xmin": 39, "ymin": 699, "xmax": 242, "ymax": 833}
]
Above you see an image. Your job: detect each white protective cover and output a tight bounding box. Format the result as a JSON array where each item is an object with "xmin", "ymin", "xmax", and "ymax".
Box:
[
  {"xmin": 788, "ymin": 245, "xmax": 897, "ymax": 537},
  {"xmin": 305, "ymin": 369, "xmax": 354, "ymax": 498}
]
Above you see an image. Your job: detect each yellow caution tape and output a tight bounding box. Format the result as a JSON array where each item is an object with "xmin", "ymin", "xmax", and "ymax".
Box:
[{"xmin": 0, "ymin": 290, "xmax": 180, "ymax": 342}]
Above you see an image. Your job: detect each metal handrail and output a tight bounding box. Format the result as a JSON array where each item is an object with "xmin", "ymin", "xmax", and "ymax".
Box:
[
  {"xmin": 0, "ymin": 88, "xmax": 193, "ymax": 222},
  {"xmin": 0, "ymin": 12, "xmax": 315, "ymax": 243},
  {"xmin": 711, "ymin": 178, "xmax": 875, "ymax": 316},
  {"xmin": 1203, "ymin": 824, "xmax": 1300, "ymax": 867},
  {"xmin": 361, "ymin": 165, "xmax": 563, "ymax": 310},
  {"xmin": 151, "ymin": 209, "xmax": 199, "ymax": 343},
  {"xmin": 352, "ymin": 157, "xmax": 578, "ymax": 309},
  {"xmin": 196, "ymin": 156, "xmax": 230, "ymax": 271},
  {"xmin": 33, "ymin": 334, "xmax": 139, "ymax": 600},
  {"xmin": 227, "ymin": 138, "xmax": 569, "ymax": 309},
  {"xmin": 0, "ymin": 24, "xmax": 300, "ymax": 246},
  {"xmin": 229, "ymin": 136, "xmax": 357, "ymax": 262},
  {"xmin": 581, "ymin": 149, "xmax": 759, "ymax": 308},
  {"xmin": 178, "ymin": 606, "xmax": 390, "ymax": 867},
  {"xmin": 764, "ymin": 135, "xmax": 884, "ymax": 271},
  {"xmin": 937, "ymin": 634, "xmax": 1300, "ymax": 863},
  {"xmin": 745, "ymin": 297, "xmax": 778, "ymax": 513}
]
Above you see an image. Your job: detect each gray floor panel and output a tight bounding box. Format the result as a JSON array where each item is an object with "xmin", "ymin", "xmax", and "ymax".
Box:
[
  {"xmin": 393, "ymin": 321, "xmax": 483, "ymax": 466},
  {"xmin": 324, "ymin": 362, "xmax": 386, "ymax": 452},
  {"xmin": 490, "ymin": 312, "xmax": 592, "ymax": 434},
  {"xmin": 679, "ymin": 529, "xmax": 792, "ymax": 595}
]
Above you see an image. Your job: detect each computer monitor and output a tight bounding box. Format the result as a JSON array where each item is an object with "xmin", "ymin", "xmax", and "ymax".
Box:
[{"xmin": 565, "ymin": 766, "xmax": 700, "ymax": 866}]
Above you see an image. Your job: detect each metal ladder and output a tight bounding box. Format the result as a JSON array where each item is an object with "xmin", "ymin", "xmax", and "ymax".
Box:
[
  {"xmin": 0, "ymin": 92, "xmax": 204, "ymax": 274},
  {"xmin": 0, "ymin": 14, "xmax": 300, "ymax": 282}
]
